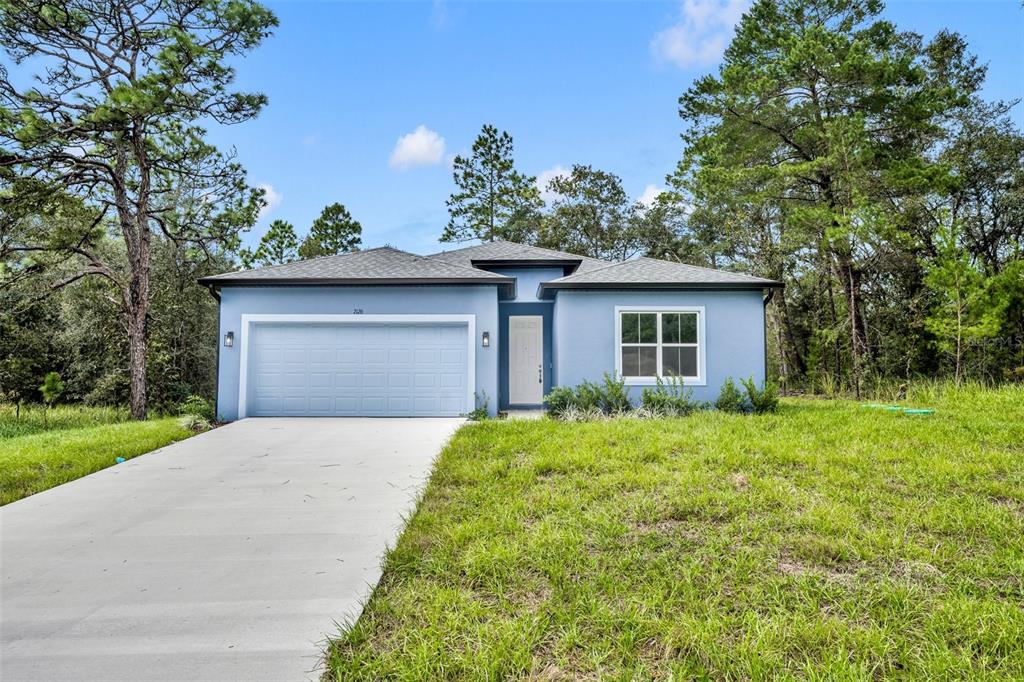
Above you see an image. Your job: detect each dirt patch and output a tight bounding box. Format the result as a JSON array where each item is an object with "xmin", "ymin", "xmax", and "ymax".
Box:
[{"xmin": 730, "ymin": 472, "xmax": 750, "ymax": 490}]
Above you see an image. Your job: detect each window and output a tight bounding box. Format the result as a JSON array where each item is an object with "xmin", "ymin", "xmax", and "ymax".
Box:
[{"xmin": 618, "ymin": 309, "xmax": 702, "ymax": 381}]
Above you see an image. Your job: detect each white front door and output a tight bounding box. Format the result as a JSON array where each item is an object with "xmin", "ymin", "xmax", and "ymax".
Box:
[{"xmin": 509, "ymin": 315, "xmax": 543, "ymax": 405}]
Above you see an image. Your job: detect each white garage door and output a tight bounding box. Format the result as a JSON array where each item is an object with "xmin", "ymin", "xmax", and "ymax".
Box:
[{"xmin": 246, "ymin": 322, "xmax": 469, "ymax": 417}]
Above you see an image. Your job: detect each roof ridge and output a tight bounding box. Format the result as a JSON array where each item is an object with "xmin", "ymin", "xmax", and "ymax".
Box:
[{"xmin": 429, "ymin": 240, "xmax": 609, "ymax": 265}]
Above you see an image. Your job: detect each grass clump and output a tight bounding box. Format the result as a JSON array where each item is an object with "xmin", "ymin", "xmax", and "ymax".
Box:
[
  {"xmin": 0, "ymin": 406, "xmax": 192, "ymax": 505},
  {"xmin": 325, "ymin": 385, "xmax": 1024, "ymax": 680},
  {"xmin": 0, "ymin": 404, "xmax": 130, "ymax": 439}
]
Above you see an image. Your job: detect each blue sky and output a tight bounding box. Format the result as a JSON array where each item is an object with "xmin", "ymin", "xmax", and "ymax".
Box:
[
  {"xmin": 214, "ymin": 0, "xmax": 1023, "ymax": 255},
  {"xmin": 11, "ymin": 1, "xmax": 1023, "ymax": 254}
]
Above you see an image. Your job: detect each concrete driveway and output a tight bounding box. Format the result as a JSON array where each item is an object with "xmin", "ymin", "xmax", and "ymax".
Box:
[{"xmin": 0, "ymin": 417, "xmax": 463, "ymax": 681}]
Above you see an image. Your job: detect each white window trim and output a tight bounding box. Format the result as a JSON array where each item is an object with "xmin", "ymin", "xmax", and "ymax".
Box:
[
  {"xmin": 613, "ymin": 306, "xmax": 706, "ymax": 386},
  {"xmin": 237, "ymin": 313, "xmax": 476, "ymax": 418}
]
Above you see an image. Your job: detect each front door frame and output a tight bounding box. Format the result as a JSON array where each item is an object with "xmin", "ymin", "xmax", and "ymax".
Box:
[{"xmin": 508, "ymin": 314, "xmax": 545, "ymax": 406}]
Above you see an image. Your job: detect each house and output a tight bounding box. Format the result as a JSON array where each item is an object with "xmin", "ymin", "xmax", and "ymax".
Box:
[{"xmin": 199, "ymin": 241, "xmax": 782, "ymax": 419}]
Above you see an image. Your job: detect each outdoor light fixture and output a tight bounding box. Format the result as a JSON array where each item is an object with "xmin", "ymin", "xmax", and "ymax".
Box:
[
  {"xmin": 482, "ymin": 331, "xmax": 490, "ymax": 348},
  {"xmin": 224, "ymin": 331, "xmax": 234, "ymax": 348}
]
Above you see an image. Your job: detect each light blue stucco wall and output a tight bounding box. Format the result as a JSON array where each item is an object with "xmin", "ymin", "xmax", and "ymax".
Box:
[
  {"xmin": 216, "ymin": 285, "xmax": 499, "ymax": 420},
  {"xmin": 490, "ymin": 267, "xmax": 565, "ymax": 302},
  {"xmin": 552, "ymin": 289, "xmax": 767, "ymax": 404}
]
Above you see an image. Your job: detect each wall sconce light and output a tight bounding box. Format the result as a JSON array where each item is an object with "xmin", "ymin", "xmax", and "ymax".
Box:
[
  {"xmin": 481, "ymin": 331, "xmax": 490, "ymax": 348},
  {"xmin": 224, "ymin": 331, "xmax": 234, "ymax": 348}
]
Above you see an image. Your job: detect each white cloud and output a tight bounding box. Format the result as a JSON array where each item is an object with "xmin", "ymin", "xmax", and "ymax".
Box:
[
  {"xmin": 257, "ymin": 183, "xmax": 282, "ymax": 219},
  {"xmin": 432, "ymin": 0, "xmax": 450, "ymax": 30},
  {"xmin": 389, "ymin": 125, "xmax": 446, "ymax": 170},
  {"xmin": 651, "ymin": 0, "xmax": 749, "ymax": 68},
  {"xmin": 638, "ymin": 184, "xmax": 665, "ymax": 207},
  {"xmin": 535, "ymin": 165, "xmax": 570, "ymax": 204}
]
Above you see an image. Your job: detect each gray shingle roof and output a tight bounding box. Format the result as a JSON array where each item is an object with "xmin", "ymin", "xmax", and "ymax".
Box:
[
  {"xmin": 199, "ymin": 242, "xmax": 780, "ymax": 298},
  {"xmin": 538, "ymin": 256, "xmax": 781, "ymax": 296},
  {"xmin": 428, "ymin": 240, "xmax": 609, "ymax": 273},
  {"xmin": 198, "ymin": 246, "xmax": 515, "ymax": 287}
]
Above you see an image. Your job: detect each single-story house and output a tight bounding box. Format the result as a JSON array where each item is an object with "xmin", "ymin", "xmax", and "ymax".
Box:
[{"xmin": 199, "ymin": 241, "xmax": 782, "ymax": 419}]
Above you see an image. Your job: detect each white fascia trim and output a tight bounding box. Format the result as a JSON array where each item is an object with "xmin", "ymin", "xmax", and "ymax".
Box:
[
  {"xmin": 238, "ymin": 313, "xmax": 476, "ymax": 419},
  {"xmin": 613, "ymin": 305, "xmax": 707, "ymax": 386}
]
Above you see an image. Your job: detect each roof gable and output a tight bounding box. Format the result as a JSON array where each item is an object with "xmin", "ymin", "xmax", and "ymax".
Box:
[{"xmin": 428, "ymin": 240, "xmax": 609, "ymax": 273}]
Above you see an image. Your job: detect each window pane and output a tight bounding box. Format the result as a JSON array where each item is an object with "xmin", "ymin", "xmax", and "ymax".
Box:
[
  {"xmin": 681, "ymin": 313, "xmax": 698, "ymax": 344},
  {"xmin": 639, "ymin": 347, "xmax": 657, "ymax": 376},
  {"xmin": 663, "ymin": 347, "xmax": 681, "ymax": 376},
  {"xmin": 639, "ymin": 314, "xmax": 657, "ymax": 343},
  {"xmin": 662, "ymin": 313, "xmax": 680, "ymax": 343},
  {"xmin": 664, "ymin": 346, "xmax": 698, "ymax": 377},
  {"xmin": 621, "ymin": 313, "xmax": 639, "ymax": 344},
  {"xmin": 679, "ymin": 346, "xmax": 697, "ymax": 376},
  {"xmin": 621, "ymin": 346, "xmax": 639, "ymax": 376}
]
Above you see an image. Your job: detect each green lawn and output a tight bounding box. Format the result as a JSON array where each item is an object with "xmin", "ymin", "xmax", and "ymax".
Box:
[
  {"xmin": 0, "ymin": 406, "xmax": 192, "ymax": 505},
  {"xmin": 326, "ymin": 385, "xmax": 1024, "ymax": 680}
]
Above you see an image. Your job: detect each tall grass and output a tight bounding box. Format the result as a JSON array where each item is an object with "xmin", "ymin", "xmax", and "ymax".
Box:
[{"xmin": 0, "ymin": 404, "xmax": 131, "ymax": 439}]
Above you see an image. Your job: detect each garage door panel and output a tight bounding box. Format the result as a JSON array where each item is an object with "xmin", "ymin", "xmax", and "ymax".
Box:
[{"xmin": 248, "ymin": 322, "xmax": 469, "ymax": 417}]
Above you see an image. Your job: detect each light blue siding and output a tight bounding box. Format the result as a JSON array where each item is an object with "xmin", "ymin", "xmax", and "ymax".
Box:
[
  {"xmin": 552, "ymin": 289, "xmax": 766, "ymax": 404},
  {"xmin": 490, "ymin": 267, "xmax": 565, "ymax": 302},
  {"xmin": 217, "ymin": 286, "xmax": 498, "ymax": 420}
]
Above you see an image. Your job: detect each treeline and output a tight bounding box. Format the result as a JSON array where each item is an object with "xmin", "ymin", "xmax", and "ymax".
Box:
[{"xmin": 438, "ymin": 0, "xmax": 1024, "ymax": 393}]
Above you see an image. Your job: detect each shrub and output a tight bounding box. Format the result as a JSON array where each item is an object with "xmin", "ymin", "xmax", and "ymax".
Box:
[
  {"xmin": 178, "ymin": 394, "xmax": 215, "ymax": 422},
  {"xmin": 545, "ymin": 373, "xmax": 632, "ymax": 417},
  {"xmin": 598, "ymin": 372, "xmax": 631, "ymax": 413},
  {"xmin": 178, "ymin": 413, "xmax": 213, "ymax": 432},
  {"xmin": 741, "ymin": 376, "xmax": 779, "ymax": 414},
  {"xmin": 544, "ymin": 386, "xmax": 577, "ymax": 415},
  {"xmin": 574, "ymin": 380, "xmax": 604, "ymax": 411},
  {"xmin": 715, "ymin": 377, "xmax": 746, "ymax": 413},
  {"xmin": 467, "ymin": 391, "xmax": 490, "ymax": 421},
  {"xmin": 641, "ymin": 376, "xmax": 696, "ymax": 416}
]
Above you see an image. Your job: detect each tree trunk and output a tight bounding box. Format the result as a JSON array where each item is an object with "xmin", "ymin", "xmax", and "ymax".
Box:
[
  {"xmin": 837, "ymin": 258, "xmax": 868, "ymax": 399},
  {"xmin": 126, "ymin": 280, "xmax": 149, "ymax": 420}
]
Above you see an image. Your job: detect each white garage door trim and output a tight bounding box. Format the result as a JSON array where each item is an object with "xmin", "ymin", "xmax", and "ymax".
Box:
[{"xmin": 238, "ymin": 314, "xmax": 476, "ymax": 418}]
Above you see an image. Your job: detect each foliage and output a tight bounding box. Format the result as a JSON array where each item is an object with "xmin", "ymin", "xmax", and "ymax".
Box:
[
  {"xmin": 924, "ymin": 221, "xmax": 1005, "ymax": 382},
  {"xmin": 239, "ymin": 219, "xmax": 299, "ymax": 269},
  {"xmin": 178, "ymin": 413, "xmax": 213, "ymax": 433},
  {"xmin": 0, "ymin": 416, "xmax": 191, "ymax": 505},
  {"xmin": 0, "ymin": 404, "xmax": 129, "ymax": 439},
  {"xmin": 597, "ymin": 372, "xmax": 631, "ymax": 413},
  {"xmin": 39, "ymin": 372, "xmax": 63, "ymax": 407},
  {"xmin": 715, "ymin": 377, "xmax": 745, "ymax": 413},
  {"xmin": 178, "ymin": 395, "xmax": 216, "ymax": 423},
  {"xmin": 442, "ymin": 125, "xmax": 542, "ymax": 243},
  {"xmin": 544, "ymin": 373, "xmax": 631, "ymax": 417},
  {"xmin": 467, "ymin": 391, "xmax": 490, "ymax": 421},
  {"xmin": 542, "ymin": 386, "xmax": 577, "ymax": 415},
  {"xmin": 740, "ymin": 376, "xmax": 779, "ymax": 414},
  {"xmin": 0, "ymin": 0, "xmax": 274, "ymax": 418},
  {"xmin": 536, "ymin": 165, "xmax": 648, "ymax": 261},
  {"xmin": 667, "ymin": 0, "xmax": 1015, "ymax": 395},
  {"xmin": 298, "ymin": 203, "xmax": 363, "ymax": 259},
  {"xmin": 325, "ymin": 385, "xmax": 1024, "ymax": 679},
  {"xmin": 640, "ymin": 376, "xmax": 696, "ymax": 415}
]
